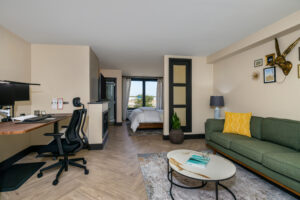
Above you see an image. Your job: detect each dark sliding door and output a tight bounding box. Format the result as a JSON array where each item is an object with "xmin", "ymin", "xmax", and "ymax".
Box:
[
  {"xmin": 105, "ymin": 78, "xmax": 116, "ymax": 124},
  {"xmin": 169, "ymin": 58, "xmax": 192, "ymax": 132}
]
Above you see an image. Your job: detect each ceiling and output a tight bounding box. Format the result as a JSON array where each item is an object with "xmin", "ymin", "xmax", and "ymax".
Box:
[{"xmin": 0, "ymin": 0, "xmax": 300, "ymax": 76}]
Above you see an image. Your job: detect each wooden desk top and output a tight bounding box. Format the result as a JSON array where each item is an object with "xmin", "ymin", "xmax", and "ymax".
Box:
[{"xmin": 0, "ymin": 114, "xmax": 72, "ymax": 135}]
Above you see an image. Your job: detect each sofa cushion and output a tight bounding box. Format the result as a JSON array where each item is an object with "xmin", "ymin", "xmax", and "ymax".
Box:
[
  {"xmin": 209, "ymin": 132, "xmax": 251, "ymax": 149},
  {"xmin": 205, "ymin": 119, "xmax": 225, "ymax": 134},
  {"xmin": 250, "ymin": 116, "xmax": 264, "ymax": 139},
  {"xmin": 262, "ymin": 118, "xmax": 300, "ymax": 151},
  {"xmin": 223, "ymin": 112, "xmax": 252, "ymax": 137},
  {"xmin": 230, "ymin": 139, "xmax": 295, "ymax": 163},
  {"xmin": 262, "ymin": 152, "xmax": 300, "ymax": 182}
]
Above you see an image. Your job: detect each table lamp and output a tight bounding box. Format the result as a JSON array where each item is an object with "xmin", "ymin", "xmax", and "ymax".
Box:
[{"xmin": 210, "ymin": 96, "xmax": 224, "ymax": 119}]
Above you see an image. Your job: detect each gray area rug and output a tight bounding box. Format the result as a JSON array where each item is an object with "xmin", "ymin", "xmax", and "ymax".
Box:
[
  {"xmin": 127, "ymin": 121, "xmax": 162, "ymax": 136},
  {"xmin": 138, "ymin": 152, "xmax": 297, "ymax": 200}
]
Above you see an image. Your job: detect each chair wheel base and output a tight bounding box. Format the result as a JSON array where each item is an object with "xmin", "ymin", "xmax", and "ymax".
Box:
[
  {"xmin": 37, "ymin": 172, "xmax": 43, "ymax": 178},
  {"xmin": 53, "ymin": 179, "xmax": 59, "ymax": 185},
  {"xmin": 85, "ymin": 169, "xmax": 89, "ymax": 175},
  {"xmin": 83, "ymin": 160, "xmax": 87, "ymax": 164}
]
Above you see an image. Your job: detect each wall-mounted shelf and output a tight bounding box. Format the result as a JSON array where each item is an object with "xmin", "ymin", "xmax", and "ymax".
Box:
[{"xmin": 0, "ymin": 80, "xmax": 40, "ymax": 86}]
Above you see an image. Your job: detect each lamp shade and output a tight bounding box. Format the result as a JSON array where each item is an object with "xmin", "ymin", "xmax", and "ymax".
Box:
[{"xmin": 210, "ymin": 96, "xmax": 224, "ymax": 107}]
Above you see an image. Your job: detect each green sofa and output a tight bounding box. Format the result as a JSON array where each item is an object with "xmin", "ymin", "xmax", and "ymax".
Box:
[{"xmin": 205, "ymin": 116, "xmax": 300, "ymax": 196}]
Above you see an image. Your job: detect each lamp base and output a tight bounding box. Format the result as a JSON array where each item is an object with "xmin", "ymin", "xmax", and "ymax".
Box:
[{"xmin": 214, "ymin": 107, "xmax": 220, "ymax": 119}]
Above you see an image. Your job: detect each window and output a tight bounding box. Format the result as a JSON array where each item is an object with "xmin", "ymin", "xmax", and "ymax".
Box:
[
  {"xmin": 128, "ymin": 80, "xmax": 143, "ymax": 108},
  {"xmin": 128, "ymin": 79, "xmax": 157, "ymax": 109}
]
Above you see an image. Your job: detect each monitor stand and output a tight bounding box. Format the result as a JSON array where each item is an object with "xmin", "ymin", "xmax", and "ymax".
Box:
[{"xmin": 1, "ymin": 117, "xmax": 12, "ymax": 122}]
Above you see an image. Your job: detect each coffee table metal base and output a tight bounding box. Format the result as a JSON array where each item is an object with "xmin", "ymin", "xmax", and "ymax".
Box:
[{"xmin": 167, "ymin": 162, "xmax": 236, "ymax": 200}]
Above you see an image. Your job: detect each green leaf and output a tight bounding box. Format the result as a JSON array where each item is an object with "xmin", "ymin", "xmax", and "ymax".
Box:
[{"xmin": 171, "ymin": 112, "xmax": 181, "ymax": 130}]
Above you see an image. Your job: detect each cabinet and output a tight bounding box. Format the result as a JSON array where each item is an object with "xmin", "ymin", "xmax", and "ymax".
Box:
[{"xmin": 87, "ymin": 101, "xmax": 109, "ymax": 149}]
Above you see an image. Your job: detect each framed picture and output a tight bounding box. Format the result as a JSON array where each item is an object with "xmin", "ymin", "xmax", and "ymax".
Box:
[
  {"xmin": 264, "ymin": 67, "xmax": 276, "ymax": 83},
  {"xmin": 254, "ymin": 58, "xmax": 263, "ymax": 67},
  {"xmin": 298, "ymin": 64, "xmax": 300, "ymax": 78},
  {"xmin": 265, "ymin": 53, "xmax": 275, "ymax": 65}
]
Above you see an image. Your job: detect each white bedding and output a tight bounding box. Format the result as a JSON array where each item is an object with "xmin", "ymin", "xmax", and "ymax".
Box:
[{"xmin": 129, "ymin": 107, "xmax": 163, "ymax": 132}]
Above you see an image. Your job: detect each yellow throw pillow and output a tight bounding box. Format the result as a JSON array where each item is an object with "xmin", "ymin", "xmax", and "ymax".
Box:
[{"xmin": 223, "ymin": 112, "xmax": 252, "ymax": 137}]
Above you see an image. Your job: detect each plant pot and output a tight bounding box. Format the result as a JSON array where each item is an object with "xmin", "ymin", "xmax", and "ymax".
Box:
[{"xmin": 169, "ymin": 129, "xmax": 184, "ymax": 144}]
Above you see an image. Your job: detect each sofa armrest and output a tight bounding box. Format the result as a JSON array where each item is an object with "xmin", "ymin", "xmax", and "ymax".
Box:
[{"xmin": 205, "ymin": 118, "xmax": 225, "ymax": 140}]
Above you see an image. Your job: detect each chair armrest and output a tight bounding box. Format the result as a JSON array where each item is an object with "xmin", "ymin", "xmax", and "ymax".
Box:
[
  {"xmin": 44, "ymin": 133, "xmax": 64, "ymax": 137},
  {"xmin": 43, "ymin": 133, "xmax": 64, "ymax": 155},
  {"xmin": 205, "ymin": 119, "xmax": 225, "ymax": 132},
  {"xmin": 205, "ymin": 119, "xmax": 225, "ymax": 141}
]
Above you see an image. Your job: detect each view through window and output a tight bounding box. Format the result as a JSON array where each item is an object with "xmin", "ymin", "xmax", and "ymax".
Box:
[{"xmin": 128, "ymin": 80, "xmax": 157, "ymax": 108}]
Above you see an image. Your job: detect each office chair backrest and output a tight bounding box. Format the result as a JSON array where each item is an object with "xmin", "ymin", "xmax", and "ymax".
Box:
[
  {"xmin": 64, "ymin": 97, "xmax": 89, "ymax": 152},
  {"xmin": 65, "ymin": 109, "xmax": 85, "ymax": 152},
  {"xmin": 73, "ymin": 97, "xmax": 83, "ymax": 108}
]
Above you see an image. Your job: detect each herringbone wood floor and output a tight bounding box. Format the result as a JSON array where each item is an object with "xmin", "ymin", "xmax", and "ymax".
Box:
[{"xmin": 0, "ymin": 123, "xmax": 206, "ymax": 200}]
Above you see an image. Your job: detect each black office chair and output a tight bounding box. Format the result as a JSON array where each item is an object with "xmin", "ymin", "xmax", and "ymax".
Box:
[{"xmin": 37, "ymin": 97, "xmax": 89, "ymax": 185}]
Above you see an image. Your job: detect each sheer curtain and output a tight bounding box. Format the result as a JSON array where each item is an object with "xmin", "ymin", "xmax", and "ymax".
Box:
[
  {"xmin": 156, "ymin": 78, "xmax": 163, "ymax": 109},
  {"xmin": 122, "ymin": 78, "xmax": 131, "ymax": 120}
]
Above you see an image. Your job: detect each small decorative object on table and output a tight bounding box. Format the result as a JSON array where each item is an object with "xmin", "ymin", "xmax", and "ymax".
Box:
[
  {"xmin": 185, "ymin": 154, "xmax": 210, "ymax": 169},
  {"xmin": 210, "ymin": 96, "xmax": 224, "ymax": 119},
  {"xmin": 169, "ymin": 112, "xmax": 184, "ymax": 144},
  {"xmin": 34, "ymin": 110, "xmax": 40, "ymax": 116}
]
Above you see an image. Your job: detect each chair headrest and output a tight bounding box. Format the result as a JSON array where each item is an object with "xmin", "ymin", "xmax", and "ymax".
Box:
[{"xmin": 73, "ymin": 97, "xmax": 82, "ymax": 107}]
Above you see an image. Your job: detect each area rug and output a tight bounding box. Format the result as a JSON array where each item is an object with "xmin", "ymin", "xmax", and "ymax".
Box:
[
  {"xmin": 126, "ymin": 121, "xmax": 162, "ymax": 136},
  {"xmin": 138, "ymin": 152, "xmax": 297, "ymax": 200}
]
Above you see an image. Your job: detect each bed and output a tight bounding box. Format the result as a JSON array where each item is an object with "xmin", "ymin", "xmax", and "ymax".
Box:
[{"xmin": 128, "ymin": 107, "xmax": 163, "ymax": 132}]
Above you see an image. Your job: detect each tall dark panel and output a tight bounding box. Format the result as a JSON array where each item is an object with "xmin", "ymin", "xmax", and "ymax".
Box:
[{"xmin": 169, "ymin": 58, "xmax": 192, "ymax": 132}]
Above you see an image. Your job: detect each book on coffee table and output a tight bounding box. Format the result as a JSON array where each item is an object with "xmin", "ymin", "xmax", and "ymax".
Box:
[{"xmin": 185, "ymin": 154, "xmax": 210, "ymax": 169}]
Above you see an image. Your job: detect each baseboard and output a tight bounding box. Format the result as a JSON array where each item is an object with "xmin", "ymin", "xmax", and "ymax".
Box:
[
  {"xmin": 0, "ymin": 145, "xmax": 46, "ymax": 171},
  {"xmin": 89, "ymin": 131, "xmax": 109, "ymax": 150},
  {"xmin": 89, "ymin": 144, "xmax": 103, "ymax": 150},
  {"xmin": 163, "ymin": 133, "xmax": 205, "ymax": 140},
  {"xmin": 184, "ymin": 134, "xmax": 205, "ymax": 139},
  {"xmin": 30, "ymin": 145, "xmax": 47, "ymax": 152}
]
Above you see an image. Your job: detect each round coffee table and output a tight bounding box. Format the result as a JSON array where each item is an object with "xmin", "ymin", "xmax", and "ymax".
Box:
[{"xmin": 167, "ymin": 149, "xmax": 236, "ymax": 200}]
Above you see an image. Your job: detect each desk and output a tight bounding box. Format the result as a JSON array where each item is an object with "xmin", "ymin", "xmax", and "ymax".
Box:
[
  {"xmin": 0, "ymin": 114, "xmax": 72, "ymax": 135},
  {"xmin": 0, "ymin": 113, "xmax": 71, "ymax": 192}
]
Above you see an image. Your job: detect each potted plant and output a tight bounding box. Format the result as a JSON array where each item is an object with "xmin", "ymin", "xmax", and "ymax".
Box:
[{"xmin": 169, "ymin": 112, "xmax": 184, "ymax": 144}]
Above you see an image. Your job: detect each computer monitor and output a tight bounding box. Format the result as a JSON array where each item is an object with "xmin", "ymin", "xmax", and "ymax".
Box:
[
  {"xmin": 0, "ymin": 83, "xmax": 30, "ymax": 106},
  {"xmin": 0, "ymin": 83, "xmax": 14, "ymax": 106},
  {"xmin": 13, "ymin": 84, "xmax": 30, "ymax": 101}
]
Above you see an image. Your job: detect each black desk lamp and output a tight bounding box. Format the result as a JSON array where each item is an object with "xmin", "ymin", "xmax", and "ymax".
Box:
[{"xmin": 210, "ymin": 96, "xmax": 224, "ymax": 119}]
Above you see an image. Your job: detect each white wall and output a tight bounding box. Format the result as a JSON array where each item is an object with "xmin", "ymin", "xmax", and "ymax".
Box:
[
  {"xmin": 0, "ymin": 25, "xmax": 31, "ymax": 162},
  {"xmin": 30, "ymin": 44, "xmax": 95, "ymax": 146},
  {"xmin": 31, "ymin": 44, "xmax": 90, "ymax": 113},
  {"xmin": 90, "ymin": 49, "xmax": 100, "ymax": 102},
  {"xmin": 164, "ymin": 55, "xmax": 214, "ymax": 136},
  {"xmin": 213, "ymin": 28, "xmax": 300, "ymax": 120},
  {"xmin": 208, "ymin": 11, "xmax": 300, "ymax": 64},
  {"xmin": 104, "ymin": 63, "xmax": 163, "ymax": 77}
]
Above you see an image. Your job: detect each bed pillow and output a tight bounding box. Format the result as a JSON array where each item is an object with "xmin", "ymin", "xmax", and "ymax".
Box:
[{"xmin": 223, "ymin": 112, "xmax": 252, "ymax": 137}]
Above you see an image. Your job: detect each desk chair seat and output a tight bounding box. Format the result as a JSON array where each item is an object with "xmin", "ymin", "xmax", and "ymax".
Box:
[
  {"xmin": 37, "ymin": 97, "xmax": 89, "ymax": 186},
  {"xmin": 38, "ymin": 139, "xmax": 80, "ymax": 154}
]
